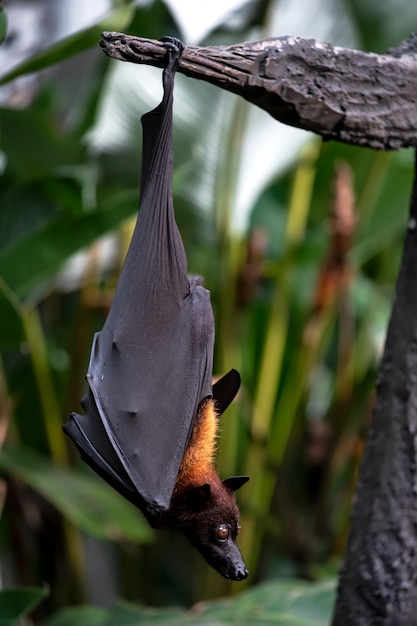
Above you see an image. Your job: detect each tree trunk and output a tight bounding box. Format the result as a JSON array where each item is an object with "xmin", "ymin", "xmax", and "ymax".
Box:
[{"xmin": 331, "ymin": 153, "xmax": 417, "ymax": 624}]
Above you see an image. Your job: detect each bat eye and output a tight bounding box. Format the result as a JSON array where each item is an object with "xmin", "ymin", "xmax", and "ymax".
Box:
[
  {"xmin": 237, "ymin": 524, "xmax": 241, "ymax": 535},
  {"xmin": 217, "ymin": 524, "xmax": 229, "ymax": 540}
]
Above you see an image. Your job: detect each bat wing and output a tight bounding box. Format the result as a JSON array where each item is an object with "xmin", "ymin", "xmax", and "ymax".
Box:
[{"xmin": 64, "ymin": 42, "xmax": 214, "ymax": 525}]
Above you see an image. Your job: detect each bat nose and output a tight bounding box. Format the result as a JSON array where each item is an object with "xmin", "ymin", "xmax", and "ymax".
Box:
[
  {"xmin": 239, "ymin": 566, "xmax": 249, "ymax": 580},
  {"xmin": 232, "ymin": 564, "xmax": 249, "ymax": 581}
]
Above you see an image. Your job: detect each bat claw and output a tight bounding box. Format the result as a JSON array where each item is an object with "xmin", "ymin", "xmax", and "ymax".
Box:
[{"xmin": 159, "ymin": 36, "xmax": 185, "ymax": 57}]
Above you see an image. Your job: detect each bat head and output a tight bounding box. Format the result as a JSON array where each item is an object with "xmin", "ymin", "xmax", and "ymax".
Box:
[{"xmin": 168, "ymin": 473, "xmax": 249, "ymax": 581}]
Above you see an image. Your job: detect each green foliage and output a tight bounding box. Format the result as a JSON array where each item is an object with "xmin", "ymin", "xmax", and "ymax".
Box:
[
  {"xmin": 0, "ymin": 447, "xmax": 151, "ymax": 542},
  {"xmin": 0, "ymin": 282, "xmax": 23, "ymax": 347},
  {"xmin": 0, "ymin": 4, "xmax": 7, "ymax": 46},
  {"xmin": 0, "ymin": 5, "xmax": 134, "ymax": 86},
  {"xmin": 0, "ymin": 0, "xmax": 414, "ymax": 622},
  {"xmin": 0, "ymin": 182, "xmax": 139, "ymax": 298},
  {"xmin": 43, "ymin": 579, "xmax": 335, "ymax": 626},
  {"xmin": 0, "ymin": 587, "xmax": 48, "ymax": 626}
]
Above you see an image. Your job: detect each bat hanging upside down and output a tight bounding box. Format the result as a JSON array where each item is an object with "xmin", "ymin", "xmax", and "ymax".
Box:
[{"xmin": 63, "ymin": 37, "xmax": 249, "ymax": 581}]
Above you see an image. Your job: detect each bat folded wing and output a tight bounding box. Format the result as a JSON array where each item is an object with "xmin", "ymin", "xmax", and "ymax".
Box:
[
  {"xmin": 64, "ymin": 394, "xmax": 149, "ymax": 511},
  {"xmin": 64, "ymin": 279, "xmax": 215, "ymax": 526}
]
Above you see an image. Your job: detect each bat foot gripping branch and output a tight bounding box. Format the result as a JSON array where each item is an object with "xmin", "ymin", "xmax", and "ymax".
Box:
[{"xmin": 159, "ymin": 35, "xmax": 185, "ymax": 66}]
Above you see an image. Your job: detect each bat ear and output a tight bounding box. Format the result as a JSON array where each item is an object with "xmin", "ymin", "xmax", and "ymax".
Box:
[
  {"xmin": 212, "ymin": 369, "xmax": 241, "ymax": 417},
  {"xmin": 187, "ymin": 483, "xmax": 211, "ymax": 509},
  {"xmin": 223, "ymin": 476, "xmax": 250, "ymax": 492}
]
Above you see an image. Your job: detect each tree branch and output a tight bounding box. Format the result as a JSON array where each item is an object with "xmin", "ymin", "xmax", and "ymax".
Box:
[{"xmin": 100, "ymin": 31, "xmax": 417, "ymax": 150}]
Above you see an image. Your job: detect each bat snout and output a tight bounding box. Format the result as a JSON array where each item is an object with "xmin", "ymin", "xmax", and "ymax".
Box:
[
  {"xmin": 196, "ymin": 536, "xmax": 249, "ymax": 581},
  {"xmin": 221, "ymin": 545, "xmax": 249, "ymax": 581}
]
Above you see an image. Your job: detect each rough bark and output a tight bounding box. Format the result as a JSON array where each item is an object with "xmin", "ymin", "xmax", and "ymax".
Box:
[
  {"xmin": 331, "ymin": 153, "xmax": 417, "ymax": 625},
  {"xmin": 100, "ymin": 31, "xmax": 417, "ymax": 150}
]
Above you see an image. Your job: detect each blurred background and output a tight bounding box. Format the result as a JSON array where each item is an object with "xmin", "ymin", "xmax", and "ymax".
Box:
[{"xmin": 0, "ymin": 0, "xmax": 416, "ymax": 623}]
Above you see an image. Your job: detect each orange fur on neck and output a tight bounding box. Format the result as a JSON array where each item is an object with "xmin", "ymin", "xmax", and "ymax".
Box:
[{"xmin": 174, "ymin": 399, "xmax": 218, "ymax": 491}]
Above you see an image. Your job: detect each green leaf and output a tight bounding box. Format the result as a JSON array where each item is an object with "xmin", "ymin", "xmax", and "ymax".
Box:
[
  {"xmin": 348, "ymin": 0, "xmax": 417, "ymax": 52},
  {"xmin": 190, "ymin": 579, "xmax": 336, "ymax": 625},
  {"xmin": 0, "ymin": 107, "xmax": 82, "ymax": 181},
  {"xmin": 0, "ymin": 187, "xmax": 139, "ymax": 299},
  {"xmin": 0, "ymin": 5, "xmax": 134, "ymax": 85},
  {"xmin": 103, "ymin": 603, "xmax": 185, "ymax": 626},
  {"xmin": 0, "ymin": 587, "xmax": 48, "ymax": 626},
  {"xmin": 44, "ymin": 579, "xmax": 335, "ymax": 625},
  {"xmin": 43, "ymin": 606, "xmax": 108, "ymax": 626},
  {"xmin": 0, "ymin": 5, "xmax": 7, "ymax": 45},
  {"xmin": 0, "ymin": 446, "xmax": 153, "ymax": 543}
]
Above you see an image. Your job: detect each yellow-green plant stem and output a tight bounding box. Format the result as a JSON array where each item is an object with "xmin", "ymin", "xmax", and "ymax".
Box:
[
  {"xmin": 0, "ymin": 278, "xmax": 68, "ymax": 465},
  {"xmin": 215, "ymin": 98, "xmax": 248, "ymax": 373},
  {"xmin": 21, "ymin": 307, "xmax": 69, "ymax": 465},
  {"xmin": 242, "ymin": 139, "xmax": 321, "ymax": 577},
  {"xmin": 267, "ymin": 305, "xmax": 336, "ymax": 465},
  {"xmin": 23, "ymin": 306, "xmax": 87, "ymax": 599},
  {"xmin": 252, "ymin": 140, "xmax": 321, "ymax": 440},
  {"xmin": 357, "ymin": 151, "xmax": 392, "ymax": 222},
  {"xmin": 215, "ymin": 97, "xmax": 248, "ymax": 482}
]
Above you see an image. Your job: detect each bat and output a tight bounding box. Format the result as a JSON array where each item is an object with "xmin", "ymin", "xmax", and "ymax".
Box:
[{"xmin": 63, "ymin": 37, "xmax": 249, "ymax": 581}]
